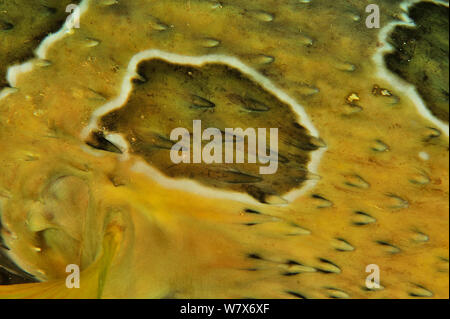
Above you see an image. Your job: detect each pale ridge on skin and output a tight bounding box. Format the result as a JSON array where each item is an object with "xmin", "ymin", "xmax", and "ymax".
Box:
[
  {"xmin": 373, "ymin": 0, "xmax": 450, "ymax": 138},
  {"xmin": 82, "ymin": 50, "xmax": 327, "ymax": 206}
]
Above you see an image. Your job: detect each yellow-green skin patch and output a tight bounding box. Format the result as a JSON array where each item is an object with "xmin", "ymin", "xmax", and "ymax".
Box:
[{"xmin": 0, "ymin": 0, "xmax": 80, "ymax": 88}]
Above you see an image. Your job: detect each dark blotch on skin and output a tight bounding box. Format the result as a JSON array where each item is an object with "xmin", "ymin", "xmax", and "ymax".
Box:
[
  {"xmin": 286, "ymin": 291, "xmax": 307, "ymax": 299},
  {"xmin": 0, "ymin": 20, "xmax": 14, "ymax": 30},
  {"xmin": 86, "ymin": 131, "xmax": 123, "ymax": 154},
  {"xmin": 247, "ymin": 253, "xmax": 263, "ymax": 260},
  {"xmin": 97, "ymin": 59, "xmax": 318, "ymax": 202},
  {"xmin": 244, "ymin": 208, "xmax": 262, "ymax": 215}
]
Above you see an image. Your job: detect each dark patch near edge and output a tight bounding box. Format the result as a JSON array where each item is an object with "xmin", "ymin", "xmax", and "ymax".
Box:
[
  {"xmin": 385, "ymin": 2, "xmax": 449, "ymax": 122},
  {"xmin": 0, "ymin": 220, "xmax": 37, "ymax": 285}
]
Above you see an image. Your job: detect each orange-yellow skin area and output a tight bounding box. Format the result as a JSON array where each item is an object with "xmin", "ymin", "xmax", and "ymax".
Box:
[{"xmin": 0, "ymin": 0, "xmax": 448, "ymax": 298}]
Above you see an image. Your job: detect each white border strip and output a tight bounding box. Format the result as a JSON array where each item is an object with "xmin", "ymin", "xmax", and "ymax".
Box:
[
  {"xmin": 82, "ymin": 50, "xmax": 327, "ymax": 206},
  {"xmin": 373, "ymin": 0, "xmax": 449, "ymax": 137}
]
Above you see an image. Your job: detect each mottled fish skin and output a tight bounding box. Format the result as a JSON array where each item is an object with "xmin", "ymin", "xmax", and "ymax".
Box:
[
  {"xmin": 0, "ymin": 0, "xmax": 82, "ymax": 88},
  {"xmin": 0, "ymin": 0, "xmax": 448, "ymax": 299}
]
